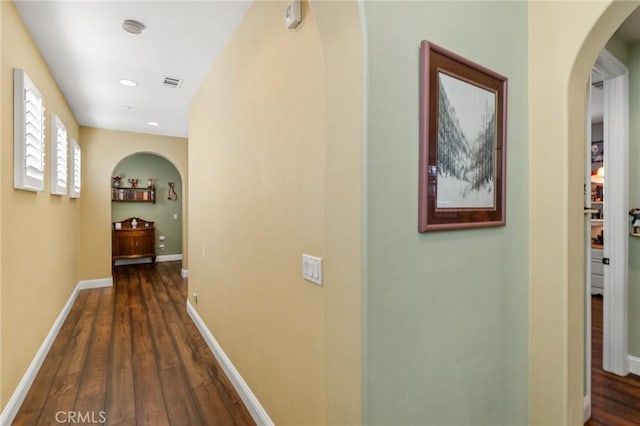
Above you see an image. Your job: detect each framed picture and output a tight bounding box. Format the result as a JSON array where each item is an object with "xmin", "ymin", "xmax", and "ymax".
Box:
[{"xmin": 418, "ymin": 41, "xmax": 508, "ymax": 232}]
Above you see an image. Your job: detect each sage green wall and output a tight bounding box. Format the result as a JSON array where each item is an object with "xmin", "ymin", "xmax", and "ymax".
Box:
[
  {"xmin": 605, "ymin": 34, "xmax": 629, "ymax": 65},
  {"xmin": 627, "ymin": 42, "xmax": 640, "ymax": 356},
  {"xmin": 112, "ymin": 153, "xmax": 182, "ymax": 256},
  {"xmin": 363, "ymin": 2, "xmax": 528, "ymax": 425}
]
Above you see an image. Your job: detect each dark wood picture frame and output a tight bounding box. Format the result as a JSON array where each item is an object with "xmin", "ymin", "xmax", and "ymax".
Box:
[{"xmin": 418, "ymin": 41, "xmax": 507, "ymax": 232}]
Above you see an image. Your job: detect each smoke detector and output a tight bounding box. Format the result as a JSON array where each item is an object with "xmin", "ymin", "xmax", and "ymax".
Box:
[{"xmin": 122, "ymin": 19, "xmax": 145, "ymax": 35}]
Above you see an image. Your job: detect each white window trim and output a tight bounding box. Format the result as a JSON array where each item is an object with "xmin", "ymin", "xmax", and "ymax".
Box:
[
  {"xmin": 50, "ymin": 113, "xmax": 68, "ymax": 196},
  {"xmin": 69, "ymin": 139, "xmax": 81, "ymax": 198},
  {"xmin": 14, "ymin": 68, "xmax": 46, "ymax": 192}
]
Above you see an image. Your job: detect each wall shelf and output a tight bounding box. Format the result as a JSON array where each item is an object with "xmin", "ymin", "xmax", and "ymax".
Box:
[{"xmin": 111, "ymin": 186, "xmax": 155, "ymax": 203}]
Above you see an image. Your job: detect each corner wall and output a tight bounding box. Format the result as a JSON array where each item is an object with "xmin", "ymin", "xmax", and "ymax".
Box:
[
  {"xmin": 1, "ymin": 1, "xmax": 80, "ymax": 408},
  {"xmin": 362, "ymin": 2, "xmax": 529, "ymax": 424},
  {"xmin": 188, "ymin": 1, "xmax": 362, "ymax": 424},
  {"xmin": 78, "ymin": 128, "xmax": 187, "ymax": 280}
]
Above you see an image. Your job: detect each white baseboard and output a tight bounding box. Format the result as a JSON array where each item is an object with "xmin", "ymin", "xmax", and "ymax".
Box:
[
  {"xmin": 186, "ymin": 301, "xmax": 273, "ymax": 426},
  {"xmin": 628, "ymin": 354, "xmax": 640, "ymax": 375},
  {"xmin": 181, "ymin": 268, "xmax": 189, "ymax": 278},
  {"xmin": 157, "ymin": 254, "xmax": 183, "ymax": 262},
  {"xmin": 0, "ymin": 277, "xmax": 112, "ymax": 424},
  {"xmin": 114, "ymin": 254, "xmax": 182, "ymax": 267},
  {"xmin": 584, "ymin": 395, "xmax": 591, "ymax": 423},
  {"xmin": 78, "ymin": 277, "xmax": 113, "ymax": 289}
]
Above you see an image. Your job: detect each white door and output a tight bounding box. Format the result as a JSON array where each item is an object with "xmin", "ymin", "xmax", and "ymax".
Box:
[
  {"xmin": 595, "ymin": 50, "xmax": 628, "ymax": 376},
  {"xmin": 583, "ymin": 68, "xmax": 599, "ymax": 423}
]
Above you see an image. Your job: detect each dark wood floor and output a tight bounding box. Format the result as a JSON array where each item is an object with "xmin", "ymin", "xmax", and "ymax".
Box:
[
  {"xmin": 587, "ymin": 295, "xmax": 640, "ymax": 425},
  {"xmin": 13, "ymin": 261, "xmax": 255, "ymax": 426}
]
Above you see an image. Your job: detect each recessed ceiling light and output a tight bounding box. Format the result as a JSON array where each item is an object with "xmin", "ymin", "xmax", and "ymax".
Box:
[
  {"xmin": 123, "ymin": 105, "xmax": 132, "ymax": 110},
  {"xmin": 119, "ymin": 79, "xmax": 137, "ymax": 87},
  {"xmin": 122, "ymin": 19, "xmax": 145, "ymax": 35},
  {"xmin": 147, "ymin": 121, "xmax": 159, "ymax": 127}
]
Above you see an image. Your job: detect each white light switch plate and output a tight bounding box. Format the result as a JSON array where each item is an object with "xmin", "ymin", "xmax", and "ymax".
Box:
[{"xmin": 302, "ymin": 254, "xmax": 322, "ymax": 285}]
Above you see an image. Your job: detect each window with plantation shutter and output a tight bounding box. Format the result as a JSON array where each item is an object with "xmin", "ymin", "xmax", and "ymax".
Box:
[
  {"xmin": 14, "ymin": 69, "xmax": 46, "ymax": 192},
  {"xmin": 50, "ymin": 113, "xmax": 68, "ymax": 195},
  {"xmin": 70, "ymin": 139, "xmax": 81, "ymax": 198}
]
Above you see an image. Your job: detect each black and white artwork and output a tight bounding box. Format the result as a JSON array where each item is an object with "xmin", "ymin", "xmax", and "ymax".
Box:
[{"xmin": 436, "ymin": 72, "xmax": 497, "ymax": 209}]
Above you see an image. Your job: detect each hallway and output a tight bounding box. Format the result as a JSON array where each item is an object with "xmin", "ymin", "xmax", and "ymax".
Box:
[{"xmin": 12, "ymin": 262, "xmax": 254, "ymax": 425}]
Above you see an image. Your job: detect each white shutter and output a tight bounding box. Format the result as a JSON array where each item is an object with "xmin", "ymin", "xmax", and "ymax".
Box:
[
  {"xmin": 50, "ymin": 114, "xmax": 68, "ymax": 195},
  {"xmin": 69, "ymin": 139, "xmax": 81, "ymax": 198},
  {"xmin": 14, "ymin": 69, "xmax": 46, "ymax": 191}
]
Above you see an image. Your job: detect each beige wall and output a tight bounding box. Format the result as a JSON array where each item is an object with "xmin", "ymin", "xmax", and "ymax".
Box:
[
  {"xmin": 1, "ymin": 1, "xmax": 80, "ymax": 408},
  {"xmin": 189, "ymin": 1, "xmax": 361, "ymax": 424},
  {"xmin": 529, "ymin": 1, "xmax": 638, "ymax": 424},
  {"xmin": 78, "ymin": 127, "xmax": 187, "ymax": 280},
  {"xmin": 309, "ymin": 3, "xmax": 362, "ymax": 424}
]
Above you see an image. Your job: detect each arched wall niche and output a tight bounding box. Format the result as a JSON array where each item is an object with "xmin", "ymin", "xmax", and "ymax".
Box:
[{"xmin": 110, "ymin": 152, "xmax": 184, "ymax": 264}]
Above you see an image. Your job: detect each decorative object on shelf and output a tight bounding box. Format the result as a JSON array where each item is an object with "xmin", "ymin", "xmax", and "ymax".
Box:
[
  {"xmin": 131, "ymin": 218, "xmax": 138, "ymax": 229},
  {"xmin": 418, "ymin": 40, "xmax": 508, "ymax": 232},
  {"xmin": 147, "ymin": 177, "xmax": 154, "ymax": 188},
  {"xmin": 168, "ymin": 181, "xmax": 178, "ymax": 201},
  {"xmin": 629, "ymin": 208, "xmax": 640, "ymax": 235},
  {"xmin": 112, "ymin": 175, "xmax": 122, "ymax": 188},
  {"xmin": 128, "ymin": 178, "xmax": 139, "ymax": 188}
]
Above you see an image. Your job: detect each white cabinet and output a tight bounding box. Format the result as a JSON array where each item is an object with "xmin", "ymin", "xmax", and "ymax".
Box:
[{"xmin": 592, "ymin": 248, "xmax": 604, "ymax": 295}]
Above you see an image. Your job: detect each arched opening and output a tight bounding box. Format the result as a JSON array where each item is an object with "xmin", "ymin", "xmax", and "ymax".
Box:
[
  {"xmin": 529, "ymin": 2, "xmax": 639, "ymax": 424},
  {"xmin": 110, "ymin": 152, "xmax": 184, "ymax": 267}
]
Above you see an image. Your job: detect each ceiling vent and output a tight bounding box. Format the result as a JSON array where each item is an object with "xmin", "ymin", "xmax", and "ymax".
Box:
[{"xmin": 162, "ymin": 77, "xmax": 183, "ymax": 88}]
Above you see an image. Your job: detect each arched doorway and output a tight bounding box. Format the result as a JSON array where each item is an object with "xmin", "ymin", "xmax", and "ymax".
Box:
[
  {"xmin": 529, "ymin": 2, "xmax": 639, "ymax": 424},
  {"xmin": 111, "ymin": 152, "xmax": 184, "ymax": 267}
]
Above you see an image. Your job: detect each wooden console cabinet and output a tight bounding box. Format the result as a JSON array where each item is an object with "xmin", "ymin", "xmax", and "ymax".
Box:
[{"xmin": 112, "ymin": 217, "xmax": 156, "ymax": 267}]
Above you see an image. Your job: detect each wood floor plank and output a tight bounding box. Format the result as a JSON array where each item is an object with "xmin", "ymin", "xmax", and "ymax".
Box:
[
  {"xmin": 192, "ymin": 381, "xmax": 237, "ymax": 426},
  {"xmin": 105, "ymin": 276, "xmax": 135, "ymax": 425},
  {"xmin": 158, "ymin": 366, "xmax": 203, "ymax": 426},
  {"xmin": 48, "ymin": 290, "xmax": 90, "ymax": 358},
  {"xmin": 77, "ymin": 288, "xmax": 114, "ymax": 400},
  {"xmin": 36, "ymin": 371, "xmax": 82, "ymax": 426},
  {"xmin": 74, "ymin": 392, "xmax": 107, "ymax": 424},
  {"xmin": 132, "ymin": 351, "xmax": 170, "ymax": 426},
  {"xmin": 138, "ymin": 269, "xmax": 181, "ymax": 371},
  {"xmin": 11, "ymin": 354, "xmax": 64, "ymax": 426}
]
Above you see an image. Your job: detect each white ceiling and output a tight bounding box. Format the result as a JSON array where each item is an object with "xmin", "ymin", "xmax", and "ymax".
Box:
[
  {"xmin": 14, "ymin": 1, "xmax": 251, "ymax": 138},
  {"xmin": 14, "ymin": 3, "xmax": 640, "ymax": 139}
]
